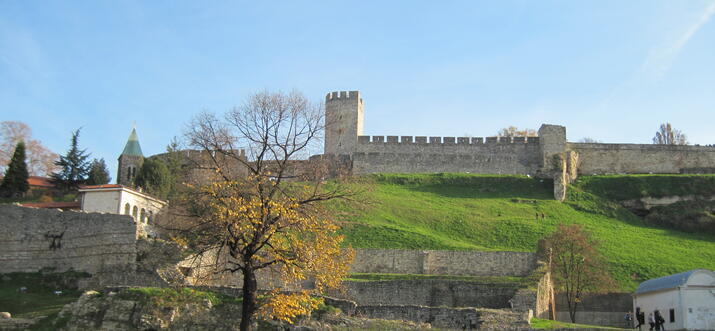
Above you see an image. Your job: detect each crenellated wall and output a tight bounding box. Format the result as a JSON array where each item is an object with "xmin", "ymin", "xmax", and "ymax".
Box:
[
  {"xmin": 322, "ymin": 90, "xmax": 715, "ymax": 192},
  {"xmin": 352, "ymin": 135, "xmax": 543, "ymax": 175}
]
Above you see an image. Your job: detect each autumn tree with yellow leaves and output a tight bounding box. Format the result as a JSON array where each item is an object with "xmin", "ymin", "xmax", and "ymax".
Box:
[{"xmin": 180, "ymin": 90, "xmax": 354, "ymax": 331}]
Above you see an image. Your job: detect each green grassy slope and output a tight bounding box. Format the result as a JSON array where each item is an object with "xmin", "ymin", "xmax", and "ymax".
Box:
[
  {"xmin": 572, "ymin": 174, "xmax": 715, "ymax": 201},
  {"xmin": 332, "ymin": 173, "xmax": 715, "ymax": 290}
]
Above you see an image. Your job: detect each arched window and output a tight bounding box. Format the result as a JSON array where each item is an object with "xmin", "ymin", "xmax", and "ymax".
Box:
[
  {"xmin": 124, "ymin": 203, "xmax": 130, "ymax": 215},
  {"xmin": 132, "ymin": 206, "xmax": 138, "ymax": 220},
  {"xmin": 148, "ymin": 210, "xmax": 153, "ymax": 224},
  {"xmin": 140, "ymin": 208, "xmax": 146, "ymax": 223}
]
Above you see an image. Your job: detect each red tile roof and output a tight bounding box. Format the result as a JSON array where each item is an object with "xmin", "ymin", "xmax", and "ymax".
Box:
[
  {"xmin": 28, "ymin": 176, "xmax": 54, "ymax": 188},
  {"xmin": 79, "ymin": 184, "xmax": 124, "ymax": 189},
  {"xmin": 20, "ymin": 201, "xmax": 81, "ymax": 210}
]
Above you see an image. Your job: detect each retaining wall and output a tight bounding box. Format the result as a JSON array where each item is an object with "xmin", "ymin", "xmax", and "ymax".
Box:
[
  {"xmin": 355, "ymin": 305, "xmax": 531, "ymax": 330},
  {"xmin": 555, "ymin": 293, "xmax": 632, "ymax": 328},
  {"xmin": 350, "ymin": 249, "xmax": 537, "ymax": 277},
  {"xmin": 331, "ymin": 280, "xmax": 519, "ymax": 308},
  {"xmin": 0, "ymin": 204, "xmax": 138, "ymax": 274}
]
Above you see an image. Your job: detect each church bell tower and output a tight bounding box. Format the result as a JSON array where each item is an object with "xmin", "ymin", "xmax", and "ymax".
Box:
[{"xmin": 117, "ymin": 128, "xmax": 144, "ymax": 186}]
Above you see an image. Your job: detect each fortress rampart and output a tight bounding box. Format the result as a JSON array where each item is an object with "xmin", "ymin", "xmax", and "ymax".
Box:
[
  {"xmin": 570, "ymin": 142, "xmax": 715, "ymax": 175},
  {"xmin": 323, "ymin": 90, "xmax": 715, "ymax": 198},
  {"xmin": 352, "ymin": 135, "xmax": 542, "ymax": 175},
  {"xmin": 0, "ymin": 204, "xmax": 139, "ymax": 274}
]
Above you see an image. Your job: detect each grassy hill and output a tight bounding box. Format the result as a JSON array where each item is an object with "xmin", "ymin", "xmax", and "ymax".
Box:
[{"xmin": 331, "ymin": 173, "xmax": 715, "ymax": 290}]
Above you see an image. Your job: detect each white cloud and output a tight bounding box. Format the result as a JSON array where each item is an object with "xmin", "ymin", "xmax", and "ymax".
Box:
[
  {"xmin": 640, "ymin": 0, "xmax": 715, "ymax": 81},
  {"xmin": 597, "ymin": 1, "xmax": 715, "ymax": 113}
]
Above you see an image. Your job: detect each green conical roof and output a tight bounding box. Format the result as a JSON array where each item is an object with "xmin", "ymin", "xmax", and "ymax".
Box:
[{"xmin": 121, "ymin": 128, "xmax": 143, "ymax": 156}]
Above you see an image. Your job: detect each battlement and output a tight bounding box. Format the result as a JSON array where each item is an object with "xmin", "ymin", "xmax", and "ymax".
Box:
[
  {"xmin": 326, "ymin": 90, "xmax": 361, "ymax": 102},
  {"xmin": 357, "ymin": 135, "xmax": 539, "ymax": 145}
]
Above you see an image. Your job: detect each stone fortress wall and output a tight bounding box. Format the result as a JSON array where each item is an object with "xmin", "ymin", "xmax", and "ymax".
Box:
[
  {"xmin": 350, "ymin": 249, "xmax": 536, "ymax": 277},
  {"xmin": 352, "ymin": 135, "xmax": 542, "ymax": 175},
  {"xmin": 571, "ymin": 142, "xmax": 715, "ymax": 175},
  {"xmin": 324, "ymin": 90, "xmax": 715, "ymax": 184},
  {"xmin": 0, "ymin": 204, "xmax": 139, "ymax": 274}
]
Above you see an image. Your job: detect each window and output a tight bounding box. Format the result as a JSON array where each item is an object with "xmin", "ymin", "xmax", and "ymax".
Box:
[
  {"xmin": 132, "ymin": 206, "xmax": 138, "ymax": 219},
  {"xmin": 140, "ymin": 208, "xmax": 146, "ymax": 223},
  {"xmin": 669, "ymin": 309, "xmax": 675, "ymax": 323},
  {"xmin": 124, "ymin": 203, "xmax": 130, "ymax": 215},
  {"xmin": 148, "ymin": 211, "xmax": 153, "ymax": 224}
]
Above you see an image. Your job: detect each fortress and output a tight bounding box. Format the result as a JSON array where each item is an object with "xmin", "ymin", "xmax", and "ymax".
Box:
[
  {"xmin": 322, "ymin": 90, "xmax": 715, "ymax": 199},
  {"xmin": 5, "ymin": 90, "xmax": 715, "ymax": 329}
]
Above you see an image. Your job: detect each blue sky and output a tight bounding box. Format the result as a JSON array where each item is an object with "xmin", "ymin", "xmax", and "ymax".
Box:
[{"xmin": 2, "ymin": 1, "xmax": 715, "ymax": 180}]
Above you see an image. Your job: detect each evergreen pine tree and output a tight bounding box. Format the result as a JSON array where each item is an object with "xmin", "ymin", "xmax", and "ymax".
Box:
[
  {"xmin": 86, "ymin": 158, "xmax": 111, "ymax": 185},
  {"xmin": 164, "ymin": 137, "xmax": 185, "ymax": 199},
  {"xmin": 0, "ymin": 141, "xmax": 29, "ymax": 197},
  {"xmin": 50, "ymin": 129, "xmax": 91, "ymax": 191},
  {"xmin": 135, "ymin": 157, "xmax": 171, "ymax": 199}
]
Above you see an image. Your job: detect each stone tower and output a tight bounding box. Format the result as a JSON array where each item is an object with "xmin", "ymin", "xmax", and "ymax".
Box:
[
  {"xmin": 324, "ymin": 91, "xmax": 364, "ymax": 155},
  {"xmin": 117, "ymin": 128, "xmax": 144, "ymax": 186},
  {"xmin": 537, "ymin": 124, "xmax": 567, "ymax": 174}
]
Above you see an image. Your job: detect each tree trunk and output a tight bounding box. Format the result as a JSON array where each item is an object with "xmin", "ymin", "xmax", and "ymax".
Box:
[
  {"xmin": 569, "ymin": 301, "xmax": 578, "ymax": 323},
  {"xmin": 240, "ymin": 268, "xmax": 258, "ymax": 331}
]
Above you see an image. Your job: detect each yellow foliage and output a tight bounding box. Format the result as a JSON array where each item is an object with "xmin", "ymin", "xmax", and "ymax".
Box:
[
  {"xmin": 169, "ymin": 235, "xmax": 188, "ymax": 247},
  {"xmin": 258, "ymin": 290, "xmax": 322, "ymax": 323},
  {"xmin": 192, "ymin": 176, "xmax": 354, "ymax": 322}
]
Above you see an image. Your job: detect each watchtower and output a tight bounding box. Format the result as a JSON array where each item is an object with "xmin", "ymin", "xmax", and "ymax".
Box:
[
  {"xmin": 117, "ymin": 128, "xmax": 144, "ymax": 186},
  {"xmin": 324, "ymin": 91, "xmax": 364, "ymax": 155}
]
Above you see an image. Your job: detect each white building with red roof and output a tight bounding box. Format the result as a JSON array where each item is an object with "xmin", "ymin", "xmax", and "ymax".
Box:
[{"xmin": 78, "ymin": 184, "xmax": 166, "ymax": 224}]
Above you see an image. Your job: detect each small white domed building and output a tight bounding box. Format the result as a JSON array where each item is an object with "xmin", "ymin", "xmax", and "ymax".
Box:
[{"xmin": 633, "ymin": 269, "xmax": 715, "ymax": 330}]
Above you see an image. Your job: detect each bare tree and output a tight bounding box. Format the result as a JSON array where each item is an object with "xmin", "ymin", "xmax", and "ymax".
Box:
[
  {"xmin": 1, "ymin": 121, "xmax": 58, "ymax": 176},
  {"xmin": 497, "ymin": 126, "xmax": 537, "ymax": 137},
  {"xmin": 180, "ymin": 90, "xmax": 354, "ymax": 330},
  {"xmin": 578, "ymin": 137, "xmax": 601, "ymax": 143},
  {"xmin": 653, "ymin": 123, "xmax": 688, "ymax": 145},
  {"xmin": 544, "ymin": 224, "xmax": 615, "ymax": 323}
]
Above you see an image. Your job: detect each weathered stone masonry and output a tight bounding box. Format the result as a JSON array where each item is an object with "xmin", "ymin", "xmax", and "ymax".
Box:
[
  {"xmin": 350, "ymin": 249, "xmax": 537, "ymax": 277},
  {"xmin": 324, "ymin": 90, "xmax": 715, "ymax": 199},
  {"xmin": 0, "ymin": 204, "xmax": 138, "ymax": 274}
]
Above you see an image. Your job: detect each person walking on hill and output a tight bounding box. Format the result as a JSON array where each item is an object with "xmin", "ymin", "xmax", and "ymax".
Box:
[{"xmin": 648, "ymin": 312, "xmax": 655, "ymax": 331}]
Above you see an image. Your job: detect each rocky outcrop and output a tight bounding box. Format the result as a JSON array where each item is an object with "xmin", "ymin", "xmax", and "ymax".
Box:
[
  {"xmin": 58, "ymin": 290, "xmax": 242, "ymax": 331},
  {"xmin": 78, "ymin": 238, "xmax": 188, "ymax": 290}
]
